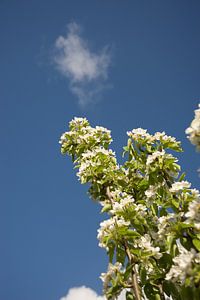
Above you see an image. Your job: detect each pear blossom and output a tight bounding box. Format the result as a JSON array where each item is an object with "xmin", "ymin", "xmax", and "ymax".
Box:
[
  {"xmin": 166, "ymin": 245, "xmax": 196, "ymax": 283},
  {"xmin": 110, "ymin": 193, "xmax": 135, "ymax": 214},
  {"xmin": 97, "ymin": 217, "xmax": 130, "ymax": 248},
  {"xmin": 154, "ymin": 131, "xmax": 177, "ymax": 143},
  {"xmin": 169, "ymin": 181, "xmax": 191, "ymax": 193},
  {"xmin": 100, "ymin": 262, "xmax": 123, "ymax": 292},
  {"xmin": 136, "ymin": 234, "xmax": 162, "ymax": 259},
  {"xmin": 134, "ymin": 204, "xmax": 147, "ymax": 217},
  {"xmin": 145, "ymin": 185, "xmax": 157, "ymax": 199},
  {"xmin": 110, "ymin": 197, "xmax": 134, "ymax": 213},
  {"xmin": 157, "ymin": 214, "xmax": 175, "ymax": 239},
  {"xmin": 69, "ymin": 116, "xmax": 89, "ymax": 127},
  {"xmin": 146, "ymin": 150, "xmax": 165, "ymax": 165},
  {"xmin": 185, "ymin": 104, "xmax": 200, "ymax": 151},
  {"xmin": 185, "ymin": 196, "xmax": 200, "ymax": 229},
  {"xmin": 127, "ymin": 128, "xmax": 153, "ymax": 142}
]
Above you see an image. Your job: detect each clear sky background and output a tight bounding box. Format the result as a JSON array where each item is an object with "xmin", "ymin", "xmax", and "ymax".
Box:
[{"xmin": 1, "ymin": 1, "xmax": 200, "ymax": 300}]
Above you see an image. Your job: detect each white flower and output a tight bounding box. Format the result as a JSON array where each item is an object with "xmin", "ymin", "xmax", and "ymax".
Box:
[
  {"xmin": 185, "ymin": 194, "xmax": 200, "ymax": 229},
  {"xmin": 127, "ymin": 128, "xmax": 153, "ymax": 142},
  {"xmin": 136, "ymin": 234, "xmax": 162, "ymax": 259},
  {"xmin": 185, "ymin": 104, "xmax": 200, "ymax": 151},
  {"xmin": 129, "ymin": 128, "xmax": 148, "ymax": 136},
  {"xmin": 100, "ymin": 262, "xmax": 123, "ymax": 291},
  {"xmin": 109, "ymin": 189, "xmax": 147, "ymax": 217},
  {"xmin": 145, "ymin": 185, "xmax": 157, "ymax": 198},
  {"xmin": 190, "ymin": 188, "xmax": 200, "ymax": 198},
  {"xmin": 169, "ymin": 181, "xmax": 191, "ymax": 193},
  {"xmin": 154, "ymin": 132, "xmax": 177, "ymax": 143},
  {"xmin": 185, "ymin": 198, "xmax": 200, "ymax": 219},
  {"xmin": 134, "ymin": 204, "xmax": 147, "ymax": 217},
  {"xmin": 166, "ymin": 245, "xmax": 196, "ymax": 283},
  {"xmin": 95, "ymin": 126, "xmax": 111, "ymax": 135},
  {"xmin": 110, "ymin": 194, "xmax": 135, "ymax": 214},
  {"xmin": 81, "ymin": 147, "xmax": 115, "ymax": 159},
  {"xmin": 157, "ymin": 215, "xmax": 174, "ymax": 239},
  {"xmin": 59, "ymin": 133, "xmax": 67, "ymax": 144},
  {"xmin": 97, "ymin": 217, "xmax": 130, "ymax": 248},
  {"xmin": 69, "ymin": 117, "xmax": 89, "ymax": 127},
  {"xmin": 146, "ymin": 150, "xmax": 165, "ymax": 166},
  {"xmin": 195, "ymin": 253, "xmax": 200, "ymax": 264}
]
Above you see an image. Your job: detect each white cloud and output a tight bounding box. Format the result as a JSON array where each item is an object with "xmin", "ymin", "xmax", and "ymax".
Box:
[
  {"xmin": 60, "ymin": 286, "xmax": 126, "ymax": 300},
  {"xmin": 60, "ymin": 286, "xmax": 105, "ymax": 300},
  {"xmin": 54, "ymin": 22, "xmax": 111, "ymax": 107}
]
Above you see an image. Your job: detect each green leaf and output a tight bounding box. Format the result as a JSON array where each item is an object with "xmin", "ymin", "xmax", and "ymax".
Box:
[
  {"xmin": 180, "ymin": 237, "xmax": 193, "ymax": 251},
  {"xmin": 193, "ymin": 287, "xmax": 200, "ymax": 300},
  {"xmin": 167, "ymin": 236, "xmax": 178, "ymax": 257},
  {"xmin": 163, "ymin": 141, "xmax": 182, "ymax": 152},
  {"xmin": 171, "ymin": 198, "xmax": 179, "ymax": 209},
  {"xmin": 193, "ymin": 239, "xmax": 200, "ymax": 251},
  {"xmin": 180, "ymin": 286, "xmax": 194, "ymax": 300},
  {"xmin": 138, "ymin": 179, "xmax": 149, "ymax": 189},
  {"xmin": 106, "ymin": 284, "xmax": 122, "ymax": 299},
  {"xmin": 179, "ymin": 172, "xmax": 186, "ymax": 181},
  {"xmin": 124, "ymin": 263, "xmax": 133, "ymax": 281},
  {"xmin": 123, "ymin": 146, "xmax": 129, "ymax": 152},
  {"xmin": 144, "ymin": 283, "xmax": 159, "ymax": 300},
  {"xmin": 117, "ymin": 179, "xmax": 127, "ymax": 187},
  {"xmin": 130, "ymin": 248, "xmax": 141, "ymax": 256},
  {"xmin": 140, "ymin": 267, "xmax": 147, "ymax": 285},
  {"xmin": 126, "ymin": 291, "xmax": 135, "ymax": 300},
  {"xmin": 108, "ymin": 243, "xmax": 115, "ymax": 263},
  {"xmin": 101, "ymin": 204, "xmax": 112, "ymax": 213},
  {"xmin": 157, "ymin": 253, "xmax": 172, "ymax": 271},
  {"xmin": 125, "ymin": 230, "xmax": 141, "ymax": 238},
  {"xmin": 151, "ymin": 204, "xmax": 158, "ymax": 216},
  {"xmin": 159, "ymin": 207, "xmax": 167, "ymax": 217},
  {"xmin": 116, "ymin": 245, "xmax": 126, "ymax": 265},
  {"xmin": 163, "ymin": 281, "xmax": 181, "ymax": 299}
]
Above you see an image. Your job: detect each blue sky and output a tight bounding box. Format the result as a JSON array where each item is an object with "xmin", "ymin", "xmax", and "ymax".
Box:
[{"xmin": 1, "ymin": 1, "xmax": 200, "ymax": 299}]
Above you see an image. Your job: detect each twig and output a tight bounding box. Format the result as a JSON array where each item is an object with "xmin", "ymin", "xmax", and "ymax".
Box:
[
  {"xmin": 124, "ymin": 240, "xmax": 141, "ymax": 300},
  {"xmin": 106, "ymin": 186, "xmax": 114, "ymax": 205}
]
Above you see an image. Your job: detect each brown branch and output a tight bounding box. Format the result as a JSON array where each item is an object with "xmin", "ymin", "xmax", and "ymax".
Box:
[
  {"xmin": 123, "ymin": 240, "xmax": 141, "ymax": 300},
  {"xmin": 106, "ymin": 186, "xmax": 114, "ymax": 205},
  {"xmin": 158, "ymin": 284, "xmax": 165, "ymax": 300}
]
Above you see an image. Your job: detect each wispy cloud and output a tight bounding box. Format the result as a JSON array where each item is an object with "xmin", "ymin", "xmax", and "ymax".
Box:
[
  {"xmin": 60, "ymin": 286, "xmax": 126, "ymax": 300},
  {"xmin": 54, "ymin": 22, "xmax": 111, "ymax": 107}
]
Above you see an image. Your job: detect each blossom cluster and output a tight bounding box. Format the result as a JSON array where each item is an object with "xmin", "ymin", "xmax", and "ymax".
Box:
[
  {"xmin": 100, "ymin": 262, "xmax": 124, "ymax": 294},
  {"xmin": 59, "ymin": 117, "xmax": 112, "ymax": 159},
  {"xmin": 97, "ymin": 216, "xmax": 130, "ymax": 249},
  {"xmin": 127, "ymin": 129, "xmax": 178, "ymax": 145},
  {"xmin": 166, "ymin": 242, "xmax": 200, "ymax": 285},
  {"xmin": 185, "ymin": 189, "xmax": 200, "ymax": 230},
  {"xmin": 77, "ymin": 147, "xmax": 117, "ymax": 184},
  {"xmin": 136, "ymin": 234, "xmax": 162, "ymax": 259}
]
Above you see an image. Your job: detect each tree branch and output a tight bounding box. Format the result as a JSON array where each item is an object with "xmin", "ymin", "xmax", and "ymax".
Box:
[{"xmin": 123, "ymin": 240, "xmax": 141, "ymax": 300}]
